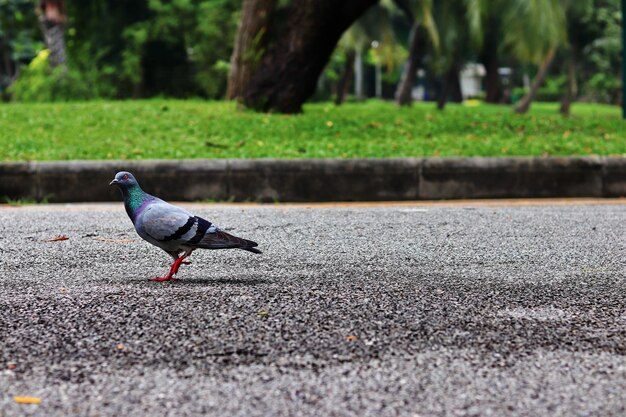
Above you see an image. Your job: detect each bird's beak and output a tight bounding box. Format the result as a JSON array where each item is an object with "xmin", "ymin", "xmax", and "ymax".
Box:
[{"xmin": 109, "ymin": 179, "xmax": 118, "ymax": 186}]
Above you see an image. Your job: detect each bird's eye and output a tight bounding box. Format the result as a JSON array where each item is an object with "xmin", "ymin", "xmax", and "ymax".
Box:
[{"xmin": 122, "ymin": 174, "xmax": 129, "ymax": 180}]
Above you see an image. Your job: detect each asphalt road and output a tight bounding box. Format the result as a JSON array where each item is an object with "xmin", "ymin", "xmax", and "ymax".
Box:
[{"xmin": 1, "ymin": 201, "xmax": 625, "ymax": 417}]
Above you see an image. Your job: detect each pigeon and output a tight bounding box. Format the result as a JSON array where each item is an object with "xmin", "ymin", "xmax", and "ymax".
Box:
[{"xmin": 109, "ymin": 171, "xmax": 261, "ymax": 281}]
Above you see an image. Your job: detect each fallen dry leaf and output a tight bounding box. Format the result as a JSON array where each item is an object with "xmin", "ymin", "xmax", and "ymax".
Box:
[
  {"xmin": 46, "ymin": 235, "xmax": 69, "ymax": 242},
  {"xmin": 14, "ymin": 396, "xmax": 42, "ymax": 404},
  {"xmin": 94, "ymin": 237, "xmax": 133, "ymax": 243}
]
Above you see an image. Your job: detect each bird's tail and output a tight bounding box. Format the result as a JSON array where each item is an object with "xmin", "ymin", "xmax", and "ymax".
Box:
[
  {"xmin": 196, "ymin": 230, "xmax": 262, "ymax": 254},
  {"xmin": 240, "ymin": 238, "xmax": 262, "ymax": 254}
]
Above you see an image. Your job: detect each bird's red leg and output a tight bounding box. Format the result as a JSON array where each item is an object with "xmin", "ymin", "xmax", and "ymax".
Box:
[
  {"xmin": 170, "ymin": 255, "xmax": 189, "ymax": 275},
  {"xmin": 149, "ymin": 255, "xmax": 189, "ymax": 282}
]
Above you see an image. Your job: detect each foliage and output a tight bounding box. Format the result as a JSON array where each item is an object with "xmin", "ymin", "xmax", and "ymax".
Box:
[
  {"xmin": 503, "ymin": 0, "xmax": 566, "ymax": 64},
  {"xmin": 511, "ymin": 75, "xmax": 567, "ymax": 103},
  {"xmin": 586, "ymin": 73, "xmax": 621, "ymax": 103},
  {"xmin": 0, "ymin": 100, "xmax": 622, "ymax": 161},
  {"xmin": 0, "ymin": 0, "xmax": 42, "ymax": 95},
  {"xmin": 120, "ymin": 0, "xmax": 241, "ymax": 98},
  {"xmin": 579, "ymin": 0, "xmax": 622, "ymax": 103},
  {"xmin": 194, "ymin": 0, "xmax": 242, "ymax": 97},
  {"xmin": 9, "ymin": 42, "xmax": 116, "ymax": 102},
  {"xmin": 536, "ymin": 75, "xmax": 567, "ymax": 102},
  {"xmin": 5, "ymin": 0, "xmax": 241, "ymax": 101},
  {"xmin": 466, "ymin": 0, "xmax": 568, "ymax": 65},
  {"xmin": 0, "ymin": 0, "xmax": 41, "ymax": 59},
  {"xmin": 321, "ymin": 3, "xmax": 409, "ymax": 99},
  {"xmin": 356, "ymin": 4, "xmax": 405, "ymax": 73},
  {"xmin": 428, "ymin": 0, "xmax": 469, "ymax": 76}
]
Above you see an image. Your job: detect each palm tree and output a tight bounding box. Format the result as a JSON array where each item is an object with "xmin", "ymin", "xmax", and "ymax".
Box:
[
  {"xmin": 432, "ymin": 0, "xmax": 468, "ymax": 110},
  {"xmin": 465, "ymin": 0, "xmax": 567, "ymax": 111},
  {"xmin": 508, "ymin": 0, "xmax": 566, "ymax": 113},
  {"xmin": 465, "ymin": 0, "xmax": 505, "ymax": 103},
  {"xmin": 334, "ymin": 22, "xmax": 369, "ymax": 104},
  {"xmin": 393, "ymin": 0, "xmax": 439, "ymax": 106},
  {"xmin": 558, "ymin": 0, "xmax": 594, "ymax": 115},
  {"xmin": 335, "ymin": 3, "xmax": 401, "ymax": 104}
]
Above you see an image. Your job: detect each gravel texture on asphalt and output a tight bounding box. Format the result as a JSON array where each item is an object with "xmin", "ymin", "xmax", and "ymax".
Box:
[{"xmin": 0, "ymin": 202, "xmax": 625, "ymax": 417}]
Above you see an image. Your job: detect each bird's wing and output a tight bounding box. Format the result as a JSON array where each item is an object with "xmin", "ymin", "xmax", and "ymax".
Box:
[{"xmin": 140, "ymin": 200, "xmax": 202, "ymax": 244}]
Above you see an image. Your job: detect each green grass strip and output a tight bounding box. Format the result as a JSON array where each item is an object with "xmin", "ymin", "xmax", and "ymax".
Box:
[{"xmin": 0, "ymin": 99, "xmax": 623, "ymax": 161}]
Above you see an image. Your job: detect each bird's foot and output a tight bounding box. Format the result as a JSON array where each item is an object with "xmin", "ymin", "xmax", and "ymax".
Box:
[
  {"xmin": 149, "ymin": 275, "xmax": 176, "ymax": 282},
  {"xmin": 149, "ymin": 255, "xmax": 188, "ymax": 282}
]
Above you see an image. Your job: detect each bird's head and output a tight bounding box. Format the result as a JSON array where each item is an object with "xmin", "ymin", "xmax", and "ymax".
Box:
[{"xmin": 109, "ymin": 171, "xmax": 139, "ymax": 189}]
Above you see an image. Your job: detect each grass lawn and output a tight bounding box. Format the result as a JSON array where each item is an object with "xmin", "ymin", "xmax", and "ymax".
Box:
[{"xmin": 0, "ymin": 99, "xmax": 623, "ymax": 161}]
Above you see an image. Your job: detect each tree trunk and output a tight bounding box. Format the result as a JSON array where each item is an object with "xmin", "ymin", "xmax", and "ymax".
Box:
[
  {"xmin": 227, "ymin": 0, "xmax": 277, "ymax": 101},
  {"xmin": 335, "ymin": 49, "xmax": 355, "ymax": 105},
  {"xmin": 514, "ymin": 46, "xmax": 557, "ymax": 114},
  {"xmin": 436, "ymin": 82, "xmax": 447, "ymax": 110},
  {"xmin": 1, "ymin": 38, "xmax": 14, "ymax": 101},
  {"xmin": 481, "ymin": 20, "xmax": 501, "ymax": 103},
  {"xmin": 241, "ymin": 0, "xmax": 377, "ymax": 113},
  {"xmin": 1, "ymin": 39, "xmax": 11, "ymax": 76},
  {"xmin": 437, "ymin": 61, "xmax": 461, "ymax": 110},
  {"xmin": 37, "ymin": 0, "xmax": 67, "ymax": 69},
  {"xmin": 559, "ymin": 49, "xmax": 577, "ymax": 116},
  {"xmin": 1, "ymin": 37, "xmax": 15, "ymax": 79},
  {"xmin": 449, "ymin": 67, "xmax": 462, "ymax": 103},
  {"xmin": 395, "ymin": 23, "xmax": 420, "ymax": 106}
]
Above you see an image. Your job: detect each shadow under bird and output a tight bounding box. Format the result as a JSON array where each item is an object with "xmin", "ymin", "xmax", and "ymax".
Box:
[{"xmin": 109, "ymin": 171, "xmax": 261, "ymax": 281}]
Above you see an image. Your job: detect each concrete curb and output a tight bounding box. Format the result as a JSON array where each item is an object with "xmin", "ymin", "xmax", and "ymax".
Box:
[{"xmin": 1, "ymin": 157, "xmax": 625, "ymax": 203}]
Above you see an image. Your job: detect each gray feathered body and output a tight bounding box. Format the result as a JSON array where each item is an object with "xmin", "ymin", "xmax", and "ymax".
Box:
[{"xmin": 131, "ymin": 196, "xmax": 260, "ymax": 259}]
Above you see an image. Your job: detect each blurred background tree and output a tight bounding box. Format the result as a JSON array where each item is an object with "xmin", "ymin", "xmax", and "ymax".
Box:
[
  {"xmin": 5, "ymin": 0, "xmax": 241, "ymax": 101},
  {"xmin": 0, "ymin": 0, "xmax": 42, "ymax": 99},
  {"xmin": 0, "ymin": 0, "xmax": 622, "ymax": 113}
]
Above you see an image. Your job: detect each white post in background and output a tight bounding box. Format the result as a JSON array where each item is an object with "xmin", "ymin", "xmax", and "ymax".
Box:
[
  {"xmin": 372, "ymin": 40, "xmax": 382, "ymax": 99},
  {"xmin": 354, "ymin": 50, "xmax": 364, "ymax": 101}
]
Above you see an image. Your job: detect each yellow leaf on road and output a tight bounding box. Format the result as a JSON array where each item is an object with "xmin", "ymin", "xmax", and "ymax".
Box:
[{"xmin": 14, "ymin": 396, "xmax": 42, "ymax": 404}]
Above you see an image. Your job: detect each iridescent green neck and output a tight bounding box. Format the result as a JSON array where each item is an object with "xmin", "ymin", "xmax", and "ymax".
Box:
[
  {"xmin": 125, "ymin": 185, "xmax": 146, "ymax": 211},
  {"xmin": 122, "ymin": 185, "xmax": 150, "ymax": 220}
]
